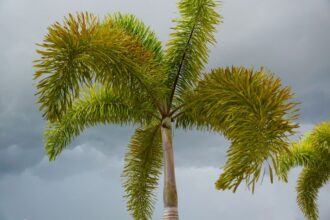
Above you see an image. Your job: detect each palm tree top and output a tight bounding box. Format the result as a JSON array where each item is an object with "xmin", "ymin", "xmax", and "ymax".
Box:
[{"xmin": 34, "ymin": 1, "xmax": 299, "ymax": 219}]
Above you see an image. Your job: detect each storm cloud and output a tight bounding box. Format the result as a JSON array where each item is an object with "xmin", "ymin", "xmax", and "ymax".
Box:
[{"xmin": 0, "ymin": 0, "xmax": 329, "ymax": 219}]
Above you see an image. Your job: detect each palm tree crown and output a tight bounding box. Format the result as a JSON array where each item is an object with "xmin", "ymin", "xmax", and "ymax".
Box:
[
  {"xmin": 34, "ymin": 1, "xmax": 298, "ymax": 219},
  {"xmin": 278, "ymin": 121, "xmax": 330, "ymax": 220}
]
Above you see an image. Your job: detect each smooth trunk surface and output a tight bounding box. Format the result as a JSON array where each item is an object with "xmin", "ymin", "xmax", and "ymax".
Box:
[{"xmin": 161, "ymin": 117, "xmax": 179, "ymax": 220}]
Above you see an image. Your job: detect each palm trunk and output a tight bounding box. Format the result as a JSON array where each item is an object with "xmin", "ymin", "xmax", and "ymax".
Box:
[{"xmin": 161, "ymin": 117, "xmax": 179, "ymax": 220}]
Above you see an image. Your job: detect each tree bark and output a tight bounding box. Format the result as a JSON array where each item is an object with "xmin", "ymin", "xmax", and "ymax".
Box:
[{"xmin": 161, "ymin": 117, "xmax": 179, "ymax": 220}]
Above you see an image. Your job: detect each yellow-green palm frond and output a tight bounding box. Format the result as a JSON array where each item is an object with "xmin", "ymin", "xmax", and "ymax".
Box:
[
  {"xmin": 277, "ymin": 135, "xmax": 320, "ymax": 181},
  {"xmin": 296, "ymin": 168, "xmax": 330, "ymax": 220},
  {"xmin": 174, "ymin": 108, "xmax": 213, "ymax": 131},
  {"xmin": 122, "ymin": 124, "xmax": 163, "ymax": 220},
  {"xmin": 45, "ymin": 87, "xmax": 157, "ymax": 161},
  {"xmin": 105, "ymin": 13, "xmax": 164, "ymax": 63},
  {"xmin": 104, "ymin": 13, "xmax": 168, "ymax": 107},
  {"xmin": 34, "ymin": 12, "xmax": 163, "ymax": 122},
  {"xmin": 309, "ymin": 121, "xmax": 330, "ymax": 154},
  {"xmin": 165, "ymin": 0, "xmax": 222, "ymax": 108},
  {"xmin": 176, "ymin": 66, "xmax": 298, "ymax": 191},
  {"xmin": 278, "ymin": 121, "xmax": 330, "ymax": 179},
  {"xmin": 278, "ymin": 120, "xmax": 330, "ymax": 220}
]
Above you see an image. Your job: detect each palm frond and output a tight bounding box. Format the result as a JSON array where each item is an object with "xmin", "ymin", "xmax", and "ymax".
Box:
[
  {"xmin": 296, "ymin": 168, "xmax": 330, "ymax": 220},
  {"xmin": 278, "ymin": 120, "xmax": 330, "ymax": 219},
  {"xmin": 122, "ymin": 124, "xmax": 163, "ymax": 220},
  {"xmin": 44, "ymin": 86, "xmax": 156, "ymax": 160},
  {"xmin": 174, "ymin": 108, "xmax": 212, "ymax": 131},
  {"xmin": 34, "ymin": 12, "xmax": 163, "ymax": 121},
  {"xmin": 277, "ymin": 135, "xmax": 320, "ymax": 181},
  {"xmin": 177, "ymin": 66, "xmax": 298, "ymax": 191},
  {"xmin": 105, "ymin": 13, "xmax": 164, "ymax": 62},
  {"xmin": 165, "ymin": 0, "xmax": 221, "ymax": 108},
  {"xmin": 309, "ymin": 121, "xmax": 330, "ymax": 154},
  {"xmin": 104, "ymin": 13, "xmax": 168, "ymax": 111}
]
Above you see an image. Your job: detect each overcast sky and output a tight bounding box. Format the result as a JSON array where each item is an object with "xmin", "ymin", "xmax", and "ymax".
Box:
[{"xmin": 0, "ymin": 0, "xmax": 330, "ymax": 219}]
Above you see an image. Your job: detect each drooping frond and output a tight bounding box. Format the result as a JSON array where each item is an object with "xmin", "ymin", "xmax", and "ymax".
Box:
[
  {"xmin": 278, "ymin": 120, "xmax": 330, "ymax": 220},
  {"xmin": 122, "ymin": 124, "xmax": 163, "ymax": 220},
  {"xmin": 277, "ymin": 135, "xmax": 320, "ymax": 181},
  {"xmin": 105, "ymin": 13, "xmax": 163, "ymax": 62},
  {"xmin": 296, "ymin": 168, "xmax": 330, "ymax": 220},
  {"xmin": 174, "ymin": 108, "xmax": 212, "ymax": 131},
  {"xmin": 44, "ymin": 87, "xmax": 156, "ymax": 160},
  {"xmin": 278, "ymin": 121, "xmax": 330, "ymax": 179},
  {"xmin": 103, "ymin": 13, "xmax": 168, "ymax": 110},
  {"xmin": 177, "ymin": 66, "xmax": 298, "ymax": 191},
  {"xmin": 34, "ymin": 12, "xmax": 163, "ymax": 121},
  {"xmin": 309, "ymin": 121, "xmax": 330, "ymax": 154},
  {"xmin": 165, "ymin": 0, "xmax": 221, "ymax": 108}
]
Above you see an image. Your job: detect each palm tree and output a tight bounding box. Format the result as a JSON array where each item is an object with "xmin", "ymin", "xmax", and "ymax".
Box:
[
  {"xmin": 34, "ymin": 1, "xmax": 298, "ymax": 219},
  {"xmin": 278, "ymin": 121, "xmax": 330, "ymax": 220}
]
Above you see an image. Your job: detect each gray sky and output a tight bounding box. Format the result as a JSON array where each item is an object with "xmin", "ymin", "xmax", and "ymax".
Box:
[{"xmin": 0, "ymin": 0, "xmax": 330, "ymax": 219}]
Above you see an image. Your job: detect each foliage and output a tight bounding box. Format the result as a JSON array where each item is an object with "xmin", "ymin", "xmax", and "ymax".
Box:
[
  {"xmin": 44, "ymin": 87, "xmax": 155, "ymax": 160},
  {"xmin": 105, "ymin": 13, "xmax": 164, "ymax": 62},
  {"xmin": 34, "ymin": 1, "xmax": 299, "ymax": 219},
  {"xmin": 165, "ymin": 0, "xmax": 221, "ymax": 107},
  {"xmin": 122, "ymin": 124, "xmax": 163, "ymax": 220},
  {"xmin": 278, "ymin": 121, "xmax": 330, "ymax": 220},
  {"xmin": 34, "ymin": 12, "xmax": 164, "ymax": 122},
  {"xmin": 177, "ymin": 67, "xmax": 298, "ymax": 191}
]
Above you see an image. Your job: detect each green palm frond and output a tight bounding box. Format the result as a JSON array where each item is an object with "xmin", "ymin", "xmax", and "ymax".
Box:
[
  {"xmin": 296, "ymin": 168, "xmax": 329, "ymax": 220},
  {"xmin": 176, "ymin": 66, "xmax": 298, "ymax": 191},
  {"xmin": 165, "ymin": 0, "xmax": 221, "ymax": 108},
  {"xmin": 44, "ymin": 87, "xmax": 157, "ymax": 160},
  {"xmin": 309, "ymin": 121, "xmax": 330, "ymax": 154},
  {"xmin": 277, "ymin": 136, "xmax": 320, "ymax": 181},
  {"xmin": 105, "ymin": 13, "xmax": 164, "ymax": 63},
  {"xmin": 104, "ymin": 13, "xmax": 168, "ymax": 110},
  {"xmin": 122, "ymin": 124, "xmax": 163, "ymax": 220},
  {"xmin": 278, "ymin": 121, "xmax": 330, "ymax": 220},
  {"xmin": 34, "ymin": 12, "xmax": 163, "ymax": 121}
]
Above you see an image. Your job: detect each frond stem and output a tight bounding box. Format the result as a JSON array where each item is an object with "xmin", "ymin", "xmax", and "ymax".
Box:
[
  {"xmin": 133, "ymin": 69, "xmax": 163, "ymax": 114},
  {"xmin": 168, "ymin": 23, "xmax": 196, "ymax": 110},
  {"xmin": 169, "ymin": 104, "xmax": 185, "ymax": 117},
  {"xmin": 172, "ymin": 111, "xmax": 185, "ymax": 120}
]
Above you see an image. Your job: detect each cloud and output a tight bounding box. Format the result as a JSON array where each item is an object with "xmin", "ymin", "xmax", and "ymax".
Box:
[
  {"xmin": 0, "ymin": 122, "xmax": 326, "ymax": 220},
  {"xmin": 0, "ymin": 170, "xmax": 130, "ymax": 220},
  {"xmin": 209, "ymin": 0, "xmax": 330, "ymax": 123},
  {"xmin": 0, "ymin": 0, "xmax": 329, "ymax": 219},
  {"xmin": 174, "ymin": 167, "xmax": 303, "ymax": 220},
  {"xmin": 2, "ymin": 157, "xmax": 330, "ymax": 220},
  {"xmin": 32, "ymin": 144, "xmax": 120, "ymax": 181}
]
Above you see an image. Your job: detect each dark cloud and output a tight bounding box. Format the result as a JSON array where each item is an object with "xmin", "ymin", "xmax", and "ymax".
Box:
[
  {"xmin": 0, "ymin": 0, "xmax": 329, "ymax": 219},
  {"xmin": 209, "ymin": 0, "xmax": 330, "ymax": 123},
  {"xmin": 0, "ymin": 108, "xmax": 44, "ymax": 176},
  {"xmin": 0, "ymin": 169, "xmax": 130, "ymax": 220},
  {"xmin": 31, "ymin": 144, "xmax": 120, "ymax": 181},
  {"xmin": 3, "ymin": 162, "xmax": 329, "ymax": 220},
  {"xmin": 173, "ymin": 130, "xmax": 228, "ymax": 167},
  {"xmin": 319, "ymin": 185, "xmax": 330, "ymax": 220}
]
